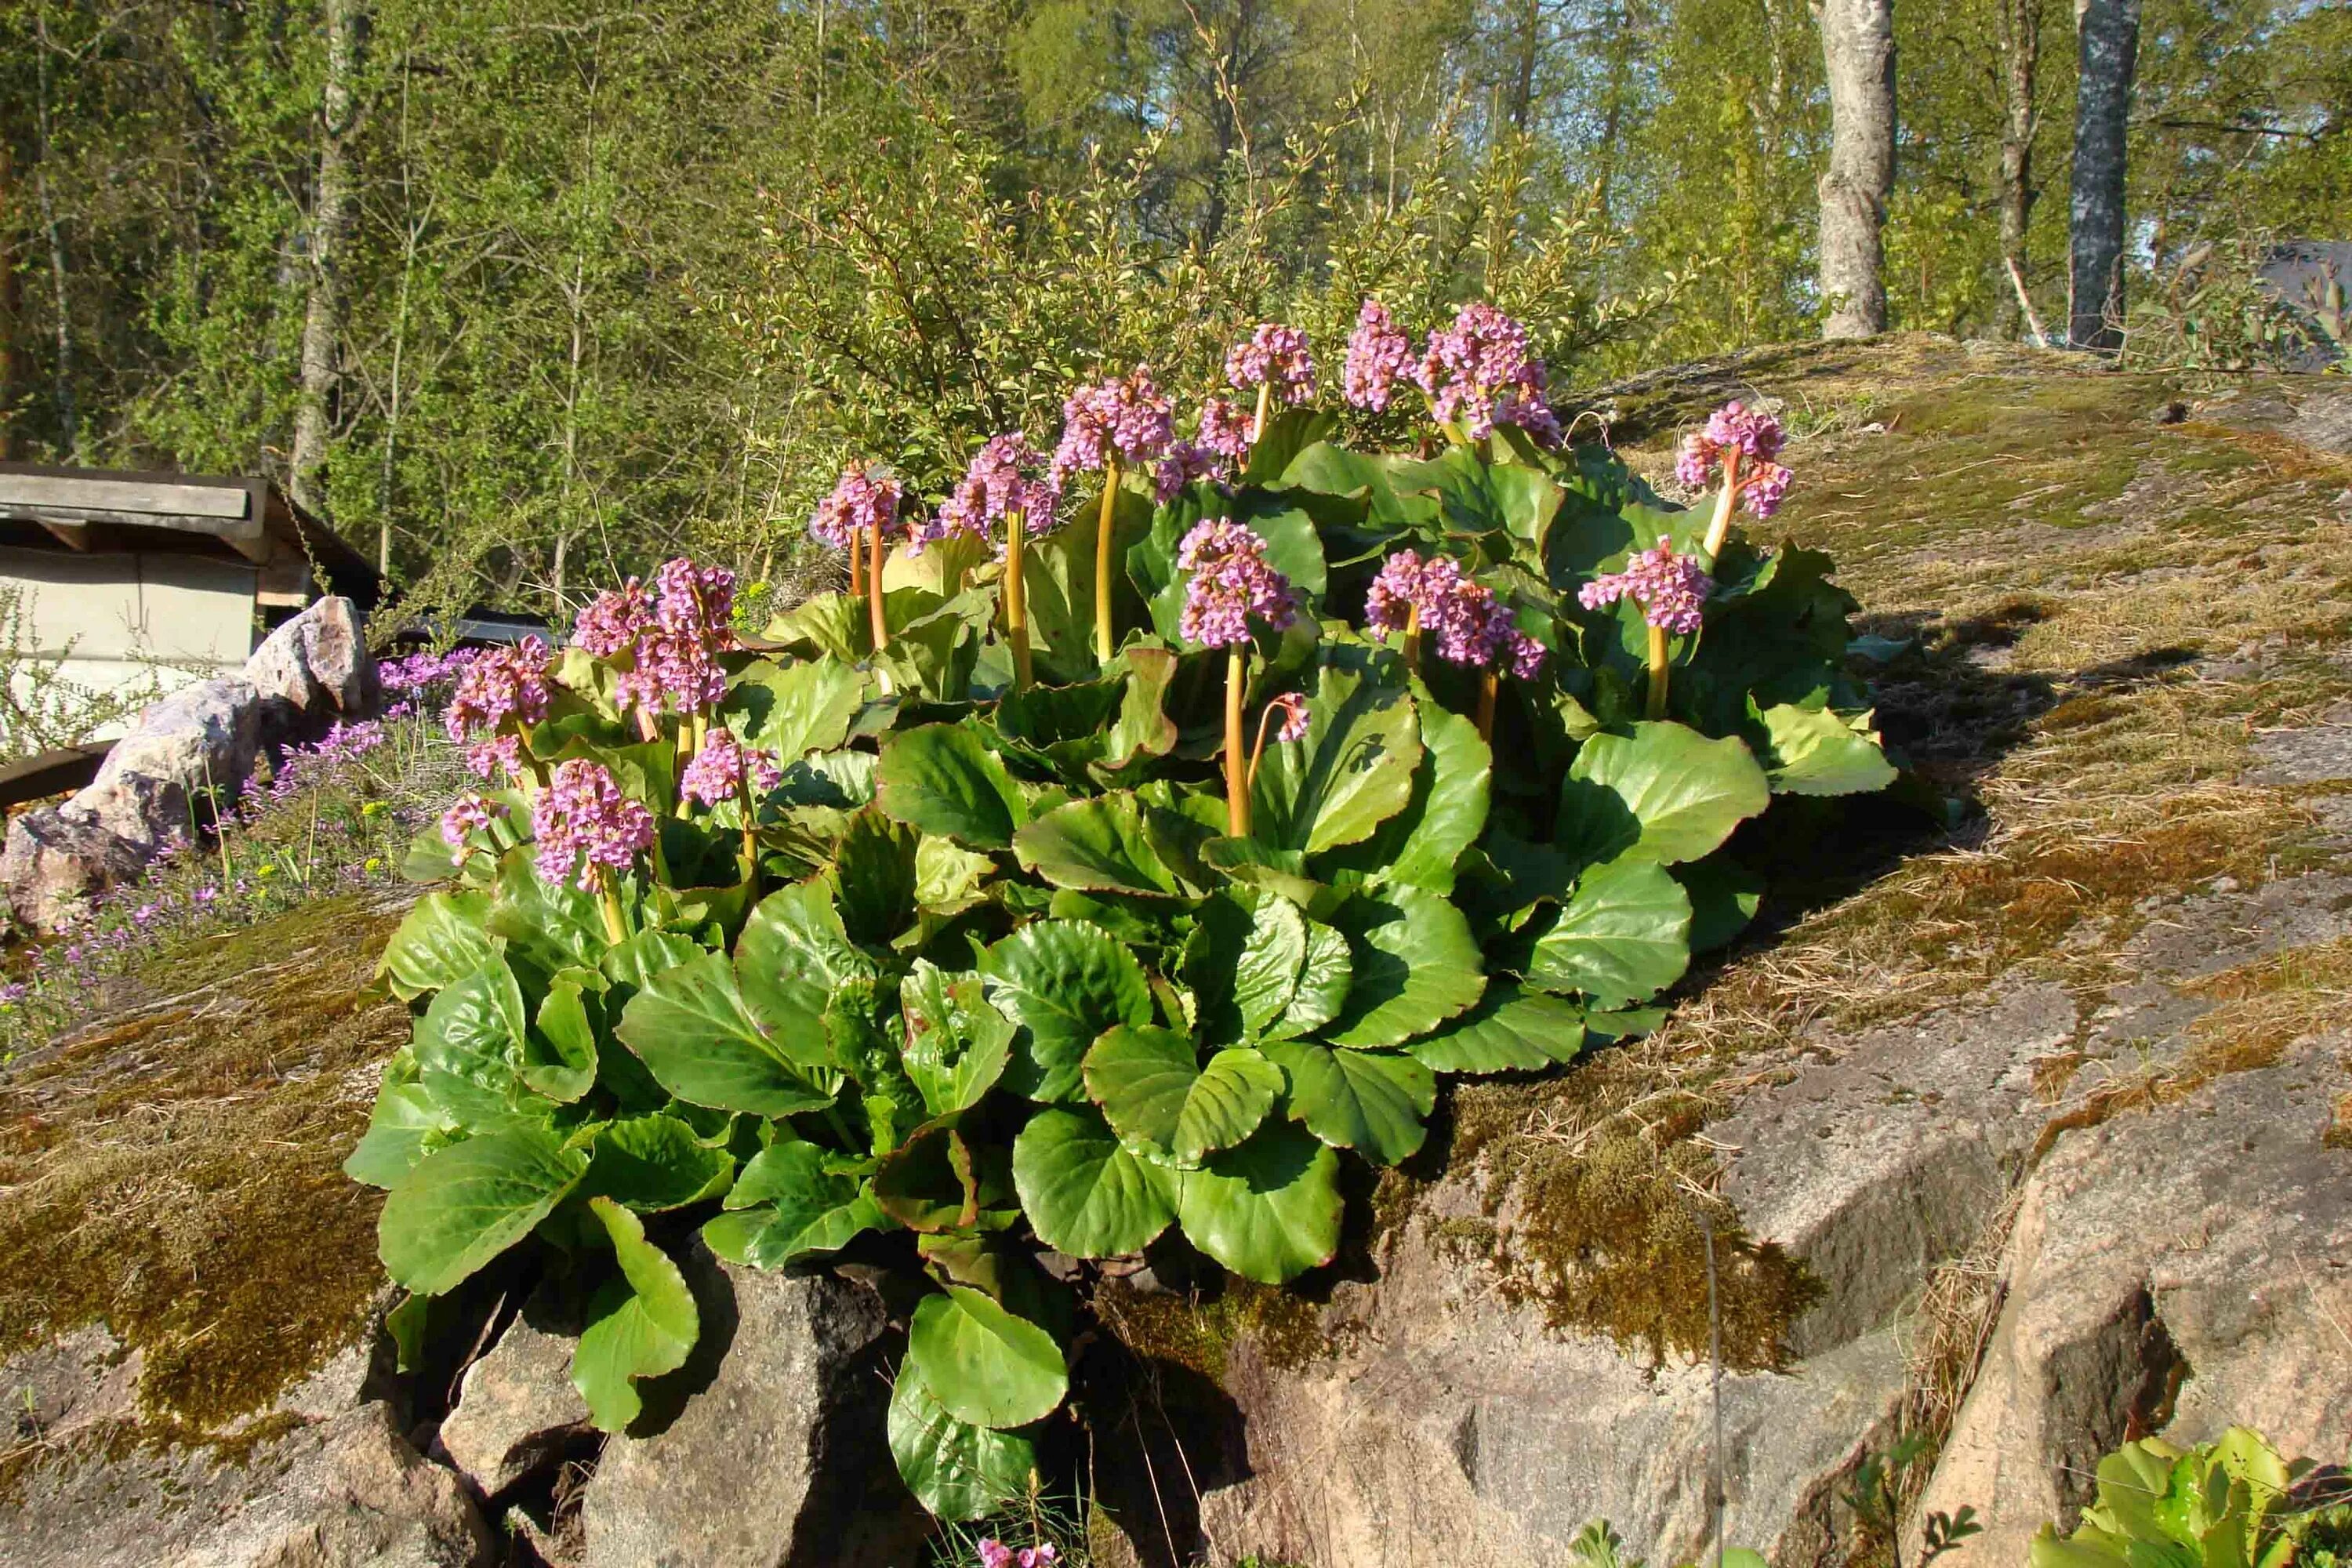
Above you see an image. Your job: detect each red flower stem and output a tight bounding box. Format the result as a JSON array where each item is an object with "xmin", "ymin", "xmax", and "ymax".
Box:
[
  {"xmin": 867, "ymin": 520, "xmax": 890, "ymax": 653},
  {"xmin": 1247, "ymin": 699, "xmax": 1281, "ymax": 793},
  {"xmin": 1093, "ymin": 459, "xmax": 1120, "ymax": 662},
  {"xmin": 1646, "ymin": 624, "xmax": 1671, "ymax": 720},
  {"xmin": 1005, "ymin": 508, "xmax": 1033, "ymax": 690},
  {"xmin": 1703, "ymin": 448, "xmax": 1744, "ymax": 559},
  {"xmin": 1225, "ymin": 647, "xmax": 1250, "ymax": 838}
]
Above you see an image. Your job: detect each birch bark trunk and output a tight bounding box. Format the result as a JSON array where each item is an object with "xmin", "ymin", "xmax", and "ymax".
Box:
[
  {"xmin": 2067, "ymin": 0, "xmax": 2140, "ymax": 348},
  {"xmin": 1815, "ymin": 0, "xmax": 1896, "ymax": 338}
]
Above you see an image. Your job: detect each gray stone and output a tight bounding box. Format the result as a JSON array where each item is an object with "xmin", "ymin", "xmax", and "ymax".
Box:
[
  {"xmin": 581, "ymin": 1254, "xmax": 927, "ymax": 1568},
  {"xmin": 1, "ymin": 804, "xmax": 152, "ymax": 928},
  {"xmin": 1911, "ymin": 1034, "xmax": 2352, "ymax": 1564},
  {"xmin": 88, "ymin": 676, "xmax": 263, "ymax": 843},
  {"xmin": 437, "ymin": 1298, "xmax": 592, "ymax": 1498},
  {"xmin": 245, "ymin": 597, "xmax": 379, "ymax": 747}
]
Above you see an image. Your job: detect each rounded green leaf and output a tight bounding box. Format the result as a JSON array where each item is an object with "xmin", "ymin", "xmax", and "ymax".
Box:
[
  {"xmin": 1081, "ymin": 1024, "xmax": 1200, "ymax": 1152},
  {"xmin": 875, "ymin": 724, "xmax": 1029, "ymax": 849},
  {"xmin": 572, "ymin": 1197, "xmax": 699, "ymax": 1432},
  {"xmin": 379, "ymin": 1127, "xmax": 589, "ymax": 1296},
  {"xmin": 1526, "ymin": 857, "xmax": 1693, "ymax": 1009},
  {"xmin": 616, "ymin": 952, "xmax": 838, "ymax": 1116},
  {"xmin": 343, "ymin": 1081, "xmax": 453, "ymax": 1190},
  {"xmin": 735, "ymin": 880, "xmax": 876, "ymax": 1043},
  {"xmin": 521, "ymin": 971, "xmax": 601, "ymax": 1103},
  {"xmin": 583, "ymin": 1113, "xmax": 735, "ymax": 1211},
  {"xmin": 906, "ymin": 1286, "xmax": 1068, "ymax": 1429},
  {"xmin": 1011, "ymin": 1106, "xmax": 1177, "ymax": 1258},
  {"xmin": 1012, "ymin": 793, "xmax": 1185, "ymax": 898},
  {"xmin": 724, "ymin": 656, "xmax": 867, "ymax": 760},
  {"xmin": 899, "ymin": 961, "xmax": 1014, "ymax": 1116},
  {"xmin": 1319, "ymin": 687, "xmax": 1492, "ymax": 895},
  {"xmin": 1755, "ymin": 703, "xmax": 1898, "ymax": 797},
  {"xmin": 706, "ymin": 1141, "xmax": 881, "ymax": 1268},
  {"xmin": 1174, "ymin": 1122, "xmax": 1343, "ymax": 1283},
  {"xmin": 414, "ymin": 954, "xmax": 529, "ymax": 1123},
  {"xmin": 1233, "ymin": 895, "xmax": 1309, "ymax": 1039},
  {"xmin": 1406, "ymin": 983, "xmax": 1586, "ymax": 1074},
  {"xmin": 1264, "ymin": 1041, "xmax": 1435, "ymax": 1165},
  {"xmin": 1326, "ymin": 886, "xmax": 1486, "ymax": 1048},
  {"xmin": 1267, "ymin": 918, "xmax": 1352, "ymax": 1043},
  {"xmin": 887, "ymin": 1356, "xmax": 1036, "ymax": 1521},
  {"xmin": 980, "ymin": 920, "xmax": 1153, "ymax": 1102},
  {"xmin": 1559, "ymin": 722, "xmax": 1771, "ymax": 867},
  {"xmin": 377, "ymin": 891, "xmax": 494, "ymax": 1000},
  {"xmin": 1249, "ymin": 658, "xmax": 1423, "ymax": 855}
]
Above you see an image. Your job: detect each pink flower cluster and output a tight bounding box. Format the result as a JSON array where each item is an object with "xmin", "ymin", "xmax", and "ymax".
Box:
[
  {"xmin": 1344, "ymin": 299, "xmax": 1416, "ymax": 412},
  {"xmin": 977, "ymin": 1541, "xmax": 1057, "ymax": 1568},
  {"xmin": 439, "ymin": 790, "xmax": 507, "ymax": 851},
  {"xmin": 1579, "ymin": 537, "xmax": 1712, "ymax": 635},
  {"xmin": 1178, "ymin": 520, "xmax": 1300, "ymax": 649},
  {"xmin": 810, "ymin": 463, "xmax": 906, "ymax": 552},
  {"xmin": 1197, "ymin": 396, "xmax": 1253, "ymax": 460},
  {"xmin": 1266, "ymin": 690, "xmax": 1310, "ymax": 743},
  {"xmin": 921, "ymin": 434, "xmax": 1061, "ymax": 554},
  {"xmin": 1051, "ymin": 367, "xmax": 1174, "ymax": 488},
  {"xmin": 1225, "ymin": 322, "xmax": 1316, "ymax": 403},
  {"xmin": 532, "ymin": 758, "xmax": 655, "ymax": 891},
  {"xmin": 1365, "ymin": 550, "xmax": 1546, "ymax": 678},
  {"xmin": 1411, "ymin": 302, "xmax": 1563, "ymax": 445},
  {"xmin": 679, "ymin": 726, "xmax": 785, "ymax": 808},
  {"xmin": 569, "ymin": 558, "xmax": 735, "ymax": 720},
  {"xmin": 1155, "ymin": 439, "xmax": 1227, "ymax": 503},
  {"xmin": 1675, "ymin": 400, "xmax": 1792, "ymax": 518},
  {"xmin": 444, "ymin": 638, "xmax": 553, "ymax": 780}
]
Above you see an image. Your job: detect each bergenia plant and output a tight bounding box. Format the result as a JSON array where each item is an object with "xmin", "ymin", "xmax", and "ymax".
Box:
[
  {"xmin": 1178, "ymin": 519, "xmax": 1303, "ymax": 836},
  {"xmin": 927, "ymin": 434, "xmax": 1061, "ymax": 689},
  {"xmin": 1365, "ymin": 550, "xmax": 1547, "ymax": 739},
  {"xmin": 1225, "ymin": 321, "xmax": 1316, "ymax": 447},
  {"xmin": 812, "ymin": 462, "xmax": 908, "ymax": 652},
  {"xmin": 1053, "ymin": 366, "xmax": 1173, "ymax": 662},
  {"xmin": 1679, "ymin": 400, "xmax": 1791, "ymax": 557},
  {"xmin": 1414, "ymin": 301, "xmax": 1563, "ymax": 447},
  {"xmin": 1581, "ymin": 537, "xmax": 1711, "ymax": 720}
]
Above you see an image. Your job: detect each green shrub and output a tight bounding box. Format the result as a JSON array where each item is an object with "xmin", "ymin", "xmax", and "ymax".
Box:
[{"xmin": 2031, "ymin": 1427, "xmax": 2347, "ymax": 1568}]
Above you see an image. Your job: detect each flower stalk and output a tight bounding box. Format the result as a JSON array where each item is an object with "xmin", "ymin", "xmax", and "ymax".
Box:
[
  {"xmin": 1646, "ymin": 625, "xmax": 1671, "ymax": 720},
  {"xmin": 1093, "ymin": 460, "xmax": 1120, "ymax": 662},
  {"xmin": 1004, "ymin": 508, "xmax": 1033, "ymax": 689},
  {"xmin": 1477, "ymin": 670, "xmax": 1500, "ymax": 740},
  {"xmin": 1703, "ymin": 447, "xmax": 1743, "ymax": 559},
  {"xmin": 596, "ymin": 877, "xmax": 629, "ymax": 946},
  {"xmin": 1225, "ymin": 647, "xmax": 1250, "ymax": 838},
  {"xmin": 867, "ymin": 519, "xmax": 890, "ymax": 653}
]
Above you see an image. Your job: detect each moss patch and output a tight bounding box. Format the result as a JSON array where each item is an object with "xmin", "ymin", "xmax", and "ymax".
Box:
[
  {"xmin": 0, "ymin": 895, "xmax": 409, "ymax": 1433},
  {"xmin": 1093, "ymin": 1276, "xmax": 1332, "ymax": 1384}
]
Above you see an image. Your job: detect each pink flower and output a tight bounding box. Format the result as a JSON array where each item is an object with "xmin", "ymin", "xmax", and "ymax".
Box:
[
  {"xmin": 922, "ymin": 434, "xmax": 1061, "ymax": 554},
  {"xmin": 679, "ymin": 728, "xmax": 782, "ymax": 808},
  {"xmin": 1365, "ymin": 550, "xmax": 1544, "ymax": 677},
  {"xmin": 977, "ymin": 1543, "xmax": 1013, "ymax": 1568},
  {"xmin": 811, "ymin": 463, "xmax": 906, "ymax": 552},
  {"xmin": 1196, "ymin": 396, "xmax": 1253, "ymax": 460},
  {"xmin": 1413, "ymin": 303, "xmax": 1562, "ymax": 445},
  {"xmin": 572, "ymin": 579, "xmax": 655, "ymax": 658},
  {"xmin": 1267, "ymin": 691, "xmax": 1309, "ymax": 743},
  {"xmin": 443, "ymin": 638, "xmax": 552, "ymax": 745},
  {"xmin": 440, "ymin": 791, "xmax": 506, "ymax": 851},
  {"xmin": 1018, "ymin": 1548, "xmax": 1058, "ymax": 1568},
  {"xmin": 1051, "ymin": 367, "xmax": 1174, "ymax": 488},
  {"xmin": 1344, "ymin": 299, "xmax": 1415, "ymax": 412},
  {"xmin": 1225, "ymin": 322, "xmax": 1315, "ymax": 403},
  {"xmin": 1579, "ymin": 536, "xmax": 1712, "ymax": 635},
  {"xmin": 1363, "ymin": 550, "xmax": 1459, "ymax": 638},
  {"xmin": 1677, "ymin": 401, "xmax": 1790, "ymax": 517},
  {"xmin": 1155, "ymin": 440, "xmax": 1228, "ymax": 503},
  {"xmin": 463, "ymin": 731, "xmax": 524, "ymax": 783},
  {"xmin": 1178, "ymin": 521, "xmax": 1301, "ymax": 649},
  {"xmin": 532, "ymin": 759, "xmax": 655, "ymax": 891}
]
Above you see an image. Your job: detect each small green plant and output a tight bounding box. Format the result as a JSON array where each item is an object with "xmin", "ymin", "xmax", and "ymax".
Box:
[
  {"xmin": 1844, "ymin": 1435, "xmax": 1981, "ymax": 1567},
  {"xmin": 1563, "ymin": 1519, "xmax": 1767, "ymax": 1568},
  {"xmin": 2029, "ymin": 1427, "xmax": 2340, "ymax": 1568}
]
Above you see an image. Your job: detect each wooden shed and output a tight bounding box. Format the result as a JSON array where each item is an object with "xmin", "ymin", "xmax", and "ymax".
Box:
[{"xmin": 0, "ymin": 464, "xmax": 380, "ymax": 746}]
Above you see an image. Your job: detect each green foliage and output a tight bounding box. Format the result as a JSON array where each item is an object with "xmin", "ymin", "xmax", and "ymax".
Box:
[
  {"xmin": 350, "ymin": 357, "xmax": 1892, "ymax": 1519},
  {"xmin": 2030, "ymin": 1427, "xmax": 2343, "ymax": 1568}
]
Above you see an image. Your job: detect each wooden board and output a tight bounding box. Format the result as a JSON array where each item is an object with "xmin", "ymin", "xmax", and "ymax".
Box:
[{"xmin": 0, "ymin": 474, "xmax": 250, "ymax": 521}]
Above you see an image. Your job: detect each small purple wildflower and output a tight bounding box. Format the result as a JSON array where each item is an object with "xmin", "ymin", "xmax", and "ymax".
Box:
[
  {"xmin": 922, "ymin": 434, "xmax": 1061, "ymax": 554},
  {"xmin": 572, "ymin": 578, "xmax": 655, "ymax": 657},
  {"xmin": 1177, "ymin": 520, "xmax": 1300, "ymax": 648},
  {"xmin": 1154, "ymin": 440, "xmax": 1227, "ymax": 503},
  {"xmin": 531, "ymin": 759, "xmax": 656, "ymax": 891},
  {"xmin": 679, "ymin": 728, "xmax": 783, "ymax": 808},
  {"xmin": 811, "ymin": 463, "xmax": 906, "ymax": 553},
  {"xmin": 1225, "ymin": 322, "xmax": 1315, "ymax": 403},
  {"xmin": 1365, "ymin": 550, "xmax": 1544, "ymax": 676},
  {"xmin": 1051, "ymin": 367, "xmax": 1174, "ymax": 489},
  {"xmin": 1675, "ymin": 401, "xmax": 1790, "ymax": 517},
  {"xmin": 1196, "ymin": 396, "xmax": 1253, "ymax": 460},
  {"xmin": 1344, "ymin": 299, "xmax": 1416, "ymax": 412},
  {"xmin": 440, "ymin": 790, "xmax": 506, "ymax": 851},
  {"xmin": 444, "ymin": 638, "xmax": 552, "ymax": 753},
  {"xmin": 1579, "ymin": 537, "xmax": 1712, "ymax": 634},
  {"xmin": 1268, "ymin": 691, "xmax": 1309, "ymax": 743}
]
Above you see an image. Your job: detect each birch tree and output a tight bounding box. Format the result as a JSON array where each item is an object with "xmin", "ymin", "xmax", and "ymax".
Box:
[
  {"xmin": 1814, "ymin": 0, "xmax": 1896, "ymax": 336},
  {"xmin": 2066, "ymin": 0, "xmax": 2139, "ymax": 347}
]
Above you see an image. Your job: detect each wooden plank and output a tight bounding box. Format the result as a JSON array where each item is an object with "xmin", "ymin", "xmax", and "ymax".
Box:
[
  {"xmin": 0, "ymin": 742, "xmax": 112, "ymax": 809},
  {"xmin": 0, "ymin": 474, "xmax": 249, "ymax": 520},
  {"xmin": 0, "ymin": 504, "xmax": 269, "ymax": 561}
]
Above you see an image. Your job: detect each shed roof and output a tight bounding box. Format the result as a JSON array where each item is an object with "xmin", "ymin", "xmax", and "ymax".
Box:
[{"xmin": 0, "ymin": 464, "xmax": 381, "ymax": 608}]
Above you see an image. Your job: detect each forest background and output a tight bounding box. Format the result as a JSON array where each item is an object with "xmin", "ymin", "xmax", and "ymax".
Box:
[{"xmin": 0, "ymin": 0, "xmax": 2345, "ymax": 622}]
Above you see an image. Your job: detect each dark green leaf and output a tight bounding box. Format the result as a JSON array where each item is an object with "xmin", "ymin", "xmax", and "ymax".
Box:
[
  {"xmin": 1526, "ymin": 857, "xmax": 1692, "ymax": 1008},
  {"xmin": 1250, "ymin": 657, "xmax": 1422, "ymax": 855},
  {"xmin": 1406, "ymin": 983, "xmax": 1585, "ymax": 1073},
  {"xmin": 379, "ymin": 1127, "xmax": 590, "ymax": 1296},
  {"xmin": 876, "ymin": 724, "xmax": 1029, "ymax": 848},
  {"xmin": 616, "ymin": 952, "xmax": 837, "ymax": 1116},
  {"xmin": 584, "ymin": 1113, "xmax": 735, "ymax": 1211},
  {"xmin": 1011, "ymin": 793, "xmax": 1185, "ymax": 898},
  {"xmin": 887, "ymin": 1356, "xmax": 1036, "ymax": 1521},
  {"xmin": 1327, "ymin": 887, "xmax": 1486, "ymax": 1047},
  {"xmin": 1174, "ymin": 1122, "xmax": 1342, "ymax": 1283},
  {"xmin": 1011, "ymin": 1105, "xmax": 1177, "ymax": 1258},
  {"xmin": 1264, "ymin": 1040, "xmax": 1435, "ymax": 1164},
  {"xmin": 979, "ymin": 920, "xmax": 1153, "ymax": 1102}
]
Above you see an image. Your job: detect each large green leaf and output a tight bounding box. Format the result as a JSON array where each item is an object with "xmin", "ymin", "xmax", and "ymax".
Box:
[
  {"xmin": 979, "ymin": 920, "xmax": 1153, "ymax": 1102},
  {"xmin": 898, "ymin": 962, "xmax": 1014, "ymax": 1116},
  {"xmin": 1264, "ymin": 1041, "xmax": 1434, "ymax": 1164},
  {"xmin": 875, "ymin": 724, "xmax": 1029, "ymax": 849},
  {"xmin": 615, "ymin": 952, "xmax": 837, "ymax": 1116},
  {"xmin": 1011, "ymin": 793, "xmax": 1185, "ymax": 898},
  {"xmin": 521, "ymin": 970, "xmax": 601, "ymax": 1103},
  {"xmin": 1250, "ymin": 657, "xmax": 1422, "ymax": 855},
  {"xmin": 583, "ymin": 1113, "xmax": 735, "ymax": 1211},
  {"xmin": 1234, "ymin": 895, "xmax": 1309, "ymax": 1038},
  {"xmin": 1269, "ymin": 917, "xmax": 1353, "ymax": 1042},
  {"xmin": 1174, "ymin": 1122, "xmax": 1342, "ymax": 1283},
  {"xmin": 1526, "ymin": 857, "xmax": 1693, "ymax": 1009},
  {"xmin": 1011, "ymin": 1105, "xmax": 1177, "ymax": 1258},
  {"xmin": 572, "ymin": 1197, "xmax": 699, "ymax": 1432},
  {"xmin": 1320, "ymin": 688, "xmax": 1491, "ymax": 894},
  {"xmin": 413, "ymin": 956, "xmax": 532, "ymax": 1126},
  {"xmin": 1406, "ymin": 983, "xmax": 1586, "ymax": 1073},
  {"xmin": 1081, "ymin": 1025, "xmax": 1280, "ymax": 1165},
  {"xmin": 343, "ymin": 1081, "xmax": 453, "ymax": 1190},
  {"xmin": 887, "ymin": 1356, "xmax": 1036, "ymax": 1521},
  {"xmin": 704, "ymin": 1140, "xmax": 881, "ymax": 1268},
  {"xmin": 377, "ymin": 891, "xmax": 494, "ymax": 1000},
  {"xmin": 735, "ymin": 879, "xmax": 877, "ymax": 1040},
  {"xmin": 488, "ymin": 850, "xmax": 607, "ymax": 974},
  {"xmin": 1557, "ymin": 722, "xmax": 1772, "ymax": 868},
  {"xmin": 1326, "ymin": 886, "xmax": 1486, "ymax": 1047},
  {"xmin": 378, "ymin": 1127, "xmax": 590, "ymax": 1295},
  {"xmin": 1753, "ymin": 703, "xmax": 1898, "ymax": 797},
  {"xmin": 906, "ymin": 1285, "xmax": 1068, "ymax": 1429},
  {"xmin": 871, "ymin": 1118, "xmax": 979, "ymax": 1232},
  {"xmin": 832, "ymin": 808, "xmax": 919, "ymax": 944},
  {"xmin": 724, "ymin": 657, "xmax": 867, "ymax": 760}
]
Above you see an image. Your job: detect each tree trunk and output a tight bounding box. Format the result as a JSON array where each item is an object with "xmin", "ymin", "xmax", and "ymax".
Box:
[
  {"xmin": 2066, "ymin": 0, "xmax": 2140, "ymax": 349},
  {"xmin": 1995, "ymin": 0, "xmax": 2043, "ymax": 339},
  {"xmin": 1507, "ymin": 0, "xmax": 1541, "ymax": 132},
  {"xmin": 1, "ymin": 141, "xmax": 18, "ymax": 462},
  {"xmin": 1815, "ymin": 0, "xmax": 1896, "ymax": 338},
  {"xmin": 32, "ymin": 11, "xmax": 81, "ymax": 461},
  {"xmin": 291, "ymin": 0, "xmax": 364, "ymax": 518}
]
